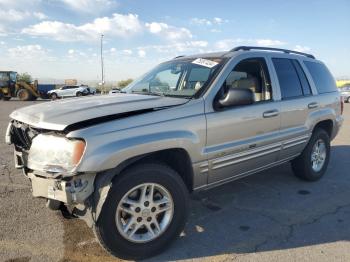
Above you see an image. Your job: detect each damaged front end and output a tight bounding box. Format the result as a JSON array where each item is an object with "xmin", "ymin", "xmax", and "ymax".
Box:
[{"xmin": 6, "ymin": 120, "xmax": 96, "ymax": 224}]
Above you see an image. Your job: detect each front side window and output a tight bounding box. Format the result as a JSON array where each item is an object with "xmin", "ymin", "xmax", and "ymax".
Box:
[
  {"xmin": 272, "ymin": 58, "xmax": 303, "ymax": 99},
  {"xmin": 125, "ymin": 58, "xmax": 226, "ymax": 98},
  {"xmin": 223, "ymin": 58, "xmax": 273, "ymax": 103}
]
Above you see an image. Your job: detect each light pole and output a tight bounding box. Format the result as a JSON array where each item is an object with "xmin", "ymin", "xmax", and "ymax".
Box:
[{"xmin": 100, "ymin": 34, "xmax": 105, "ymax": 93}]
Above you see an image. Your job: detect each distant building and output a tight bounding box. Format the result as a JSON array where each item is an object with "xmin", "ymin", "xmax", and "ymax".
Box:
[{"xmin": 65, "ymin": 79, "xmax": 77, "ymax": 85}]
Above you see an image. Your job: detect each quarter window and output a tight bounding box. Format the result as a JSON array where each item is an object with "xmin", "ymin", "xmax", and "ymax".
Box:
[{"xmin": 304, "ymin": 61, "xmax": 337, "ymax": 94}]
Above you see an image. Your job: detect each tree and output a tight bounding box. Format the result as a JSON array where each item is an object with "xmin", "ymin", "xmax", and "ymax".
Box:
[
  {"xmin": 17, "ymin": 72, "xmax": 32, "ymax": 83},
  {"xmin": 117, "ymin": 78, "xmax": 133, "ymax": 89}
]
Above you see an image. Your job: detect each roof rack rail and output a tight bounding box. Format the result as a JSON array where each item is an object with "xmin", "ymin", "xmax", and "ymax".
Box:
[{"xmin": 230, "ymin": 46, "xmax": 315, "ymax": 59}]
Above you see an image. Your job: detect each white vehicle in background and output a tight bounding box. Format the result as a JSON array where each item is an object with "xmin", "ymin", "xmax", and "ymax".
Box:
[
  {"xmin": 341, "ymin": 86, "xmax": 350, "ymax": 103},
  {"xmin": 109, "ymin": 87, "xmax": 121, "ymax": 94},
  {"xmin": 47, "ymin": 85, "xmax": 89, "ymax": 99}
]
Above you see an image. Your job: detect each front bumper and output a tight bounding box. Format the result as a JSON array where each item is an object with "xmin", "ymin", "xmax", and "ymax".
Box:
[{"xmin": 28, "ymin": 172, "xmax": 96, "ymax": 204}]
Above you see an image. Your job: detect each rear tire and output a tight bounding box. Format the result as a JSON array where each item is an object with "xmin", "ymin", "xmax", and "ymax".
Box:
[
  {"xmin": 291, "ymin": 128, "xmax": 330, "ymax": 181},
  {"xmin": 94, "ymin": 163, "xmax": 189, "ymax": 260}
]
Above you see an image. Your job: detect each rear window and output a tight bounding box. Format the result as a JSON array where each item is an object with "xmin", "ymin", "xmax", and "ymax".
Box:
[
  {"xmin": 304, "ymin": 61, "xmax": 337, "ymax": 94},
  {"xmin": 272, "ymin": 58, "xmax": 303, "ymax": 99}
]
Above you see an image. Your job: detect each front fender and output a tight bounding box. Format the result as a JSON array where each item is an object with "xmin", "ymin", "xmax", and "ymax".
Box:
[{"xmin": 75, "ymin": 130, "xmax": 201, "ymax": 172}]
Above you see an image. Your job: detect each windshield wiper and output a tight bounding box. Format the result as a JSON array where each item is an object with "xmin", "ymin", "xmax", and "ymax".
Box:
[
  {"xmin": 131, "ymin": 90, "xmax": 191, "ymax": 99},
  {"xmin": 131, "ymin": 90, "xmax": 165, "ymax": 97}
]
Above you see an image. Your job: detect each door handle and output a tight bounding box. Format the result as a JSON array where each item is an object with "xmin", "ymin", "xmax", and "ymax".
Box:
[
  {"xmin": 308, "ymin": 102, "xmax": 319, "ymax": 109},
  {"xmin": 263, "ymin": 110, "xmax": 279, "ymax": 118}
]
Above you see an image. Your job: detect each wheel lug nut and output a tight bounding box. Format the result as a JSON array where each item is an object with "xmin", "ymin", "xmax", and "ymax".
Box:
[
  {"xmin": 137, "ymin": 217, "xmax": 142, "ymax": 222},
  {"xmin": 144, "ymin": 201, "xmax": 149, "ymax": 207},
  {"xmin": 151, "ymin": 207, "xmax": 156, "ymax": 212},
  {"xmin": 135, "ymin": 207, "xmax": 141, "ymax": 213},
  {"xmin": 147, "ymin": 217, "xmax": 152, "ymax": 222}
]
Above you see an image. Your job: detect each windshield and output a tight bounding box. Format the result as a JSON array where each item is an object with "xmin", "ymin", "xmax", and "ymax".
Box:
[{"xmin": 124, "ymin": 57, "xmax": 226, "ymax": 98}]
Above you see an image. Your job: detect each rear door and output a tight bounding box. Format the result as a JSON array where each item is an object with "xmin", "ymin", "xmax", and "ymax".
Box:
[
  {"xmin": 205, "ymin": 54, "xmax": 282, "ymax": 184},
  {"xmin": 269, "ymin": 56, "xmax": 316, "ymax": 160}
]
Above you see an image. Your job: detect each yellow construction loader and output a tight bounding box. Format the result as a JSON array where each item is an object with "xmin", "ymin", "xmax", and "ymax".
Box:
[{"xmin": 0, "ymin": 71, "xmax": 41, "ymax": 101}]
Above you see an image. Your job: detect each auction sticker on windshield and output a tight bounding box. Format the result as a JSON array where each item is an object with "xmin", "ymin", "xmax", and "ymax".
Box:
[{"xmin": 192, "ymin": 58, "xmax": 219, "ymax": 68}]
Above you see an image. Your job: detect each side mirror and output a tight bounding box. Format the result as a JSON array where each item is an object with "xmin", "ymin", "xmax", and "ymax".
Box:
[{"xmin": 216, "ymin": 87, "xmax": 254, "ymax": 109}]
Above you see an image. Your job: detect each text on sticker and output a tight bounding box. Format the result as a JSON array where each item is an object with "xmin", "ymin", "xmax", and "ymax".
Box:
[{"xmin": 192, "ymin": 58, "xmax": 219, "ymax": 68}]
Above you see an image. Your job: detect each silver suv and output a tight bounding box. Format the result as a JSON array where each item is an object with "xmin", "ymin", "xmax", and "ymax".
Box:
[{"xmin": 5, "ymin": 46, "xmax": 343, "ymax": 260}]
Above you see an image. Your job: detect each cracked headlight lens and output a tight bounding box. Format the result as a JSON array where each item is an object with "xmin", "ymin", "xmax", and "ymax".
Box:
[{"xmin": 28, "ymin": 134, "xmax": 85, "ymax": 173}]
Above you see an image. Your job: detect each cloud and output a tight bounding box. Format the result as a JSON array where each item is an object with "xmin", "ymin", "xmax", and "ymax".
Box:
[
  {"xmin": 7, "ymin": 44, "xmax": 50, "ymax": 60},
  {"xmin": 0, "ymin": 9, "xmax": 48, "ymax": 23},
  {"xmin": 215, "ymin": 38, "xmax": 287, "ymax": 50},
  {"xmin": 256, "ymin": 39, "xmax": 286, "ymax": 46},
  {"xmin": 191, "ymin": 18, "xmax": 213, "ymax": 26},
  {"xmin": 138, "ymin": 49, "xmax": 146, "ymax": 58},
  {"xmin": 191, "ymin": 17, "xmax": 228, "ymax": 26},
  {"xmin": 0, "ymin": 9, "xmax": 30, "ymax": 22},
  {"xmin": 138, "ymin": 41, "xmax": 208, "ymax": 55},
  {"xmin": 0, "ymin": 0, "xmax": 40, "ymax": 8},
  {"xmin": 123, "ymin": 49, "xmax": 132, "ymax": 55},
  {"xmin": 33, "ymin": 12, "xmax": 48, "ymax": 20},
  {"xmin": 294, "ymin": 45, "xmax": 311, "ymax": 52},
  {"xmin": 0, "ymin": 25, "xmax": 7, "ymax": 36},
  {"xmin": 145, "ymin": 22, "xmax": 192, "ymax": 41},
  {"xmin": 213, "ymin": 17, "xmax": 226, "ymax": 25},
  {"xmin": 68, "ymin": 49, "xmax": 75, "ymax": 54},
  {"xmin": 59, "ymin": 0, "xmax": 116, "ymax": 13},
  {"xmin": 22, "ymin": 13, "xmax": 142, "ymax": 41}
]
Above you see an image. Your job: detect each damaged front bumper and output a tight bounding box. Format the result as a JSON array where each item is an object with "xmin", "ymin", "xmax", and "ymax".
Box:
[{"xmin": 28, "ymin": 172, "xmax": 96, "ymax": 205}]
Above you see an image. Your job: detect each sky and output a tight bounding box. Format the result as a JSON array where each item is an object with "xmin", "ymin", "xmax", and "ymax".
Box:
[{"xmin": 0, "ymin": 0, "xmax": 349, "ymax": 83}]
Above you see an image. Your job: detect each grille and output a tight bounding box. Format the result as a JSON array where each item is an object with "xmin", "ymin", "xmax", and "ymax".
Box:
[{"xmin": 11, "ymin": 121, "xmax": 36, "ymax": 150}]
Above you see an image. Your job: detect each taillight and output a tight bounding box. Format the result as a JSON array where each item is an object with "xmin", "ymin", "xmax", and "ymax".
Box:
[{"xmin": 340, "ymin": 96, "xmax": 344, "ymax": 115}]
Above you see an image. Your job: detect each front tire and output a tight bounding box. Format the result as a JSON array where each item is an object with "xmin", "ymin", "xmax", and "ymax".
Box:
[
  {"xmin": 291, "ymin": 128, "xmax": 330, "ymax": 181},
  {"xmin": 50, "ymin": 93, "xmax": 58, "ymax": 100},
  {"xmin": 17, "ymin": 89, "xmax": 33, "ymax": 101},
  {"xmin": 76, "ymin": 92, "xmax": 82, "ymax": 97},
  {"xmin": 94, "ymin": 163, "xmax": 189, "ymax": 260}
]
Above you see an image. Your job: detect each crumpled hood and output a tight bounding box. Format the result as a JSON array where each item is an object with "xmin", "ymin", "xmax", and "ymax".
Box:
[{"xmin": 10, "ymin": 94, "xmax": 188, "ymax": 131}]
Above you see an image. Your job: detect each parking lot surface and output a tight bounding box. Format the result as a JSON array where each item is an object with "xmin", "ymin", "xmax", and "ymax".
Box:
[{"xmin": 1, "ymin": 99, "xmax": 350, "ymax": 262}]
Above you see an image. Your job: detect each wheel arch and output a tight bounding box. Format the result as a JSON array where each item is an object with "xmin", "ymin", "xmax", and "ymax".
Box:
[
  {"xmin": 90, "ymin": 147, "xmax": 194, "ymax": 224},
  {"xmin": 313, "ymin": 119, "xmax": 333, "ymax": 138}
]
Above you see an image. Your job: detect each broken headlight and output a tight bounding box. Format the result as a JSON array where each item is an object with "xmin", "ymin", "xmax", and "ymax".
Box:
[{"xmin": 28, "ymin": 134, "xmax": 85, "ymax": 173}]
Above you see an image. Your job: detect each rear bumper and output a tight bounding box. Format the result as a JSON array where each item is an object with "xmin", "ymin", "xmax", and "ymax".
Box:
[{"xmin": 332, "ymin": 115, "xmax": 344, "ymax": 140}]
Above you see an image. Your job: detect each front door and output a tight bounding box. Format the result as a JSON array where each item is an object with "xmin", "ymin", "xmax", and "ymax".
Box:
[{"xmin": 205, "ymin": 56, "xmax": 281, "ymax": 184}]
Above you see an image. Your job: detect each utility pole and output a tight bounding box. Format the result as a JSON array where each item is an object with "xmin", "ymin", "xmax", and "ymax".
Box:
[{"xmin": 100, "ymin": 34, "xmax": 105, "ymax": 93}]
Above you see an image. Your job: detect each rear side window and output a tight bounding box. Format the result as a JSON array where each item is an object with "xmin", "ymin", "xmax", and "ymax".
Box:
[
  {"xmin": 304, "ymin": 61, "xmax": 337, "ymax": 94},
  {"xmin": 272, "ymin": 58, "xmax": 303, "ymax": 99}
]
